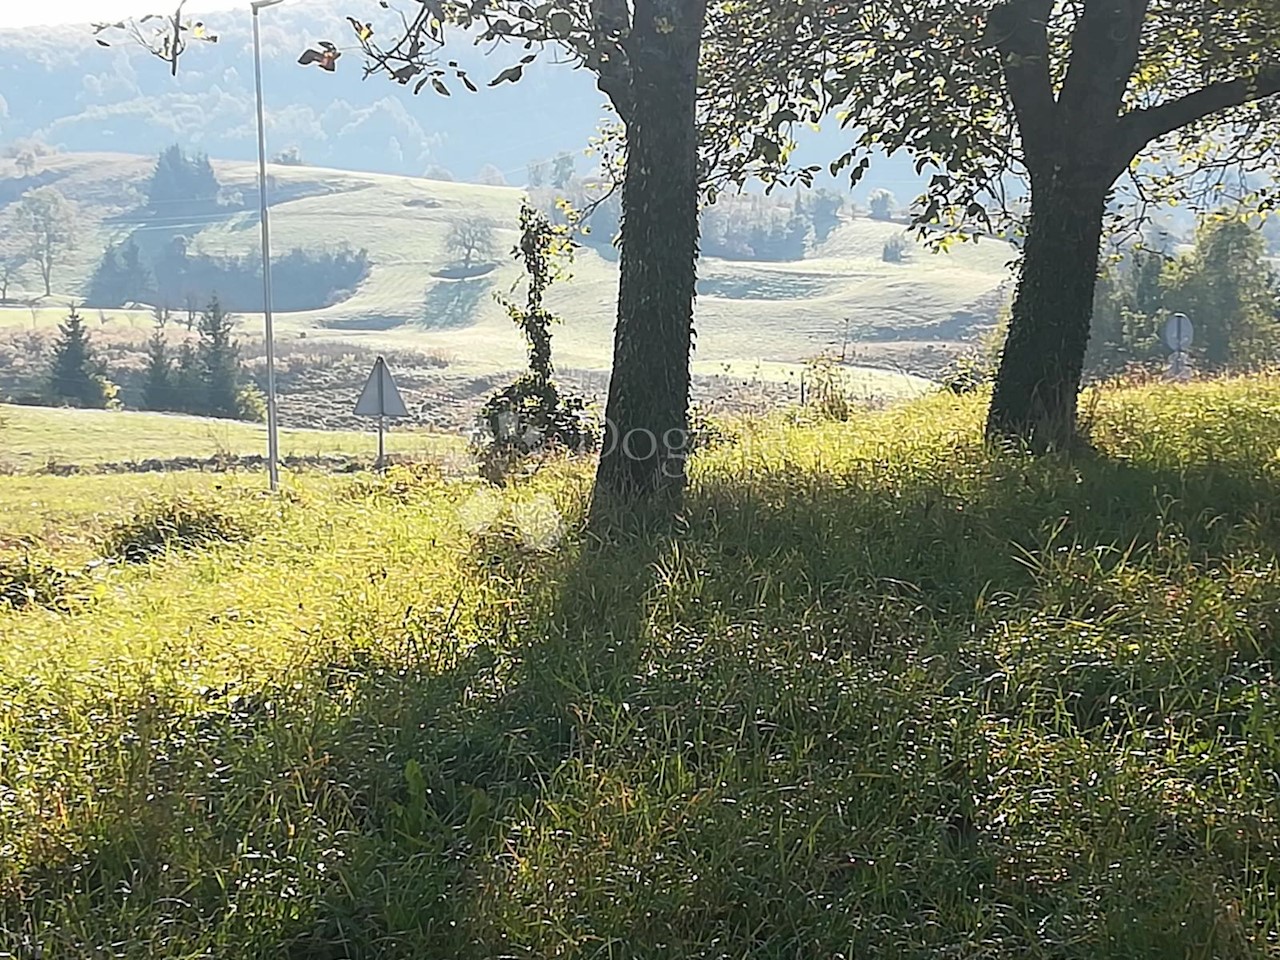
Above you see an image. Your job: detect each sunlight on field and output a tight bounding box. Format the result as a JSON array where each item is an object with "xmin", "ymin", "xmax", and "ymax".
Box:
[
  {"xmin": 0, "ymin": 403, "xmax": 465, "ymax": 472},
  {"xmin": 0, "ymin": 152, "xmax": 1011, "ymax": 381},
  {"xmin": 2, "ymin": 376, "xmax": 1279, "ymax": 957}
]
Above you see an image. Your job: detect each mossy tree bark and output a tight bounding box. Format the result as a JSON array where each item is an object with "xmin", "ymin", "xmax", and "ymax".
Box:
[
  {"xmin": 986, "ymin": 170, "xmax": 1110, "ymax": 449},
  {"xmin": 590, "ymin": 0, "xmax": 707, "ymax": 524}
]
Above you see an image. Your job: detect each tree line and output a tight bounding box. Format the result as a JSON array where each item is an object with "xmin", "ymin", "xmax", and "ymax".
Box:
[
  {"xmin": 1, "ymin": 145, "xmax": 371, "ymax": 312},
  {"xmin": 37, "ymin": 298, "xmax": 263, "ymax": 421},
  {"xmin": 1088, "ymin": 214, "xmax": 1279, "ymax": 374},
  {"xmin": 97, "ymin": 0, "xmax": 1280, "ymax": 528},
  {"xmin": 89, "ymin": 236, "xmax": 372, "ymax": 314}
]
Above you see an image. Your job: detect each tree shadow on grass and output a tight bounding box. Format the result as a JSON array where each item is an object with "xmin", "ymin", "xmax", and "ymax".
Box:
[
  {"xmin": 2, "ymin": 511, "xmax": 666, "ymax": 960},
  {"xmin": 420, "ymin": 277, "xmax": 490, "ymax": 330},
  {"xmin": 8, "ymin": 443, "xmax": 1280, "ymax": 958}
]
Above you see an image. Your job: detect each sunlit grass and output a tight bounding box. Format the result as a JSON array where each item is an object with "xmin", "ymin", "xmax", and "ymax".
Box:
[
  {"xmin": 0, "ymin": 403, "xmax": 464, "ymax": 473},
  {"xmin": 1, "ymin": 376, "xmax": 1279, "ymax": 958}
]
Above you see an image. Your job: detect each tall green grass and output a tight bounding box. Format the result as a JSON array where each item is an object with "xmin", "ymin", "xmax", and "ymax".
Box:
[{"xmin": 2, "ymin": 377, "xmax": 1279, "ymax": 958}]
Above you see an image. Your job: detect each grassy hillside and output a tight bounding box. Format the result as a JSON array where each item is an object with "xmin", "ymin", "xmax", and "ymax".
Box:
[
  {"xmin": 3, "ymin": 375, "xmax": 1279, "ymax": 957},
  {"xmin": 0, "ymin": 151, "xmax": 1009, "ymax": 386}
]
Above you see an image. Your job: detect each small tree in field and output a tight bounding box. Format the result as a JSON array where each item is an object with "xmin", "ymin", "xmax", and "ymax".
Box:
[
  {"xmin": 868, "ymin": 189, "xmax": 896, "ymax": 222},
  {"xmin": 14, "ymin": 187, "xmax": 77, "ymax": 297},
  {"xmin": 48, "ymin": 306, "xmax": 115, "ymax": 408},
  {"xmin": 0, "ymin": 253, "xmax": 25, "ymax": 302},
  {"xmin": 445, "ymin": 218, "xmax": 497, "ymax": 270}
]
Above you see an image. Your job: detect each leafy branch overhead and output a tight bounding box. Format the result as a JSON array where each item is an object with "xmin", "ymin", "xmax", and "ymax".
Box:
[
  {"xmin": 323, "ymin": 0, "xmax": 840, "ymax": 196},
  {"xmin": 711, "ymin": 0, "xmax": 1280, "ymax": 241},
  {"xmin": 92, "ymin": 0, "xmax": 218, "ymax": 76}
]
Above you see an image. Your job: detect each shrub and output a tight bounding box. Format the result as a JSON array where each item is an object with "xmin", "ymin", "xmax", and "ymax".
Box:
[
  {"xmin": 882, "ymin": 234, "xmax": 908, "ymax": 263},
  {"xmin": 101, "ymin": 493, "xmax": 263, "ymax": 563},
  {"xmin": 801, "ymin": 355, "xmax": 856, "ymax": 421},
  {"xmin": 869, "ymin": 188, "xmax": 896, "ymax": 221},
  {"xmin": 0, "ymin": 553, "xmax": 80, "ymax": 611}
]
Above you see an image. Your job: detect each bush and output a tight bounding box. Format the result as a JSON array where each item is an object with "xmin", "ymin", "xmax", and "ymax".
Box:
[
  {"xmin": 101, "ymin": 493, "xmax": 263, "ymax": 563},
  {"xmin": 235, "ymin": 385, "xmax": 267, "ymax": 423},
  {"xmin": 882, "ymin": 235, "xmax": 909, "ymax": 263},
  {"xmin": 0, "ymin": 553, "xmax": 80, "ymax": 611},
  {"xmin": 801, "ymin": 355, "xmax": 857, "ymax": 421},
  {"xmin": 869, "ymin": 188, "xmax": 896, "ymax": 221}
]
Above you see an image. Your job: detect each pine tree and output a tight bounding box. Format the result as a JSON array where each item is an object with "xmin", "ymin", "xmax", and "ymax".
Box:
[
  {"xmin": 196, "ymin": 296, "xmax": 242, "ymax": 419},
  {"xmin": 171, "ymin": 341, "xmax": 203, "ymax": 414},
  {"xmin": 141, "ymin": 314, "xmax": 174, "ymax": 411},
  {"xmin": 146, "ymin": 145, "xmax": 221, "ymax": 214},
  {"xmin": 48, "ymin": 306, "xmax": 112, "ymax": 408},
  {"xmin": 87, "ymin": 239, "xmax": 157, "ymax": 307}
]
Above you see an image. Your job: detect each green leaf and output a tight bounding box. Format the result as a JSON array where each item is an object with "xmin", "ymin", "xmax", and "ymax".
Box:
[
  {"xmin": 754, "ymin": 135, "xmax": 782, "ymax": 165},
  {"xmin": 546, "ymin": 10, "xmax": 573, "ymax": 37},
  {"xmin": 489, "ymin": 63, "xmax": 525, "ymax": 86}
]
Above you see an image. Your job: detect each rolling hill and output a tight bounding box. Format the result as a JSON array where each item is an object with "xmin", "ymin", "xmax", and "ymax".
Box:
[{"xmin": 0, "ymin": 150, "xmax": 1013, "ymax": 395}]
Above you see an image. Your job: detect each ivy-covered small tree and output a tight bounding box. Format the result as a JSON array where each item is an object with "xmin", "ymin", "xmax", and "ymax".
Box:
[
  {"xmin": 48, "ymin": 306, "xmax": 115, "ymax": 409},
  {"xmin": 477, "ymin": 202, "xmax": 594, "ymax": 480}
]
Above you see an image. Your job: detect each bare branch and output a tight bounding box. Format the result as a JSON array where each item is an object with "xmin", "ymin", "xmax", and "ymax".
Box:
[{"xmin": 1119, "ymin": 67, "xmax": 1280, "ymax": 159}]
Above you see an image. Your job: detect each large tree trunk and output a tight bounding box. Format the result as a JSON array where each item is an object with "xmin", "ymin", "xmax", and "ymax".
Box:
[
  {"xmin": 590, "ymin": 0, "xmax": 706, "ymax": 524},
  {"xmin": 985, "ymin": 169, "xmax": 1110, "ymax": 451}
]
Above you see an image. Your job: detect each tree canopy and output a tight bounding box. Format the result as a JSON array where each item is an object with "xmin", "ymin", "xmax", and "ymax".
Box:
[{"xmin": 718, "ymin": 0, "xmax": 1280, "ymax": 239}]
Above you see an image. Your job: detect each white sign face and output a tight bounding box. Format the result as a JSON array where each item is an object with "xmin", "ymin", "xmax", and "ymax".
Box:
[
  {"xmin": 353, "ymin": 356, "xmax": 409, "ymax": 418},
  {"xmin": 1163, "ymin": 313, "xmax": 1194, "ymax": 352}
]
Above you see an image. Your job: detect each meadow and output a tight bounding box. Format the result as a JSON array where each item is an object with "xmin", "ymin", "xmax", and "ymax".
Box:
[
  {"xmin": 0, "ymin": 403, "xmax": 465, "ymax": 474},
  {"xmin": 1, "ymin": 376, "xmax": 1279, "ymax": 957},
  {"xmin": 0, "ymin": 151, "xmax": 1007, "ymax": 384}
]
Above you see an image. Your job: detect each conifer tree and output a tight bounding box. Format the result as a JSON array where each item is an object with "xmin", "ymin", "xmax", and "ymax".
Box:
[
  {"xmin": 196, "ymin": 297, "xmax": 242, "ymax": 419},
  {"xmin": 141, "ymin": 312, "xmax": 174, "ymax": 411},
  {"xmin": 48, "ymin": 306, "xmax": 112, "ymax": 408}
]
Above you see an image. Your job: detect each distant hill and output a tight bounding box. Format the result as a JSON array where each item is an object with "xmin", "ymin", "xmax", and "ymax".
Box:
[
  {"xmin": 0, "ymin": 150, "xmax": 1013, "ymax": 382},
  {"xmin": 0, "ymin": 0, "xmax": 930, "ymax": 200}
]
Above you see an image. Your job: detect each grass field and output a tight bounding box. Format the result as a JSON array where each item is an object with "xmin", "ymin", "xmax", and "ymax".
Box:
[
  {"xmin": 0, "ymin": 403, "xmax": 465, "ymax": 473},
  {"xmin": 3, "ymin": 376, "xmax": 1280, "ymax": 957},
  {"xmin": 0, "ymin": 151, "xmax": 1011, "ymax": 382}
]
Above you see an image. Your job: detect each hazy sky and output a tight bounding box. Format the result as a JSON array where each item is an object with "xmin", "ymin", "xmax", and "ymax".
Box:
[{"xmin": 0, "ymin": 0, "xmax": 247, "ymax": 29}]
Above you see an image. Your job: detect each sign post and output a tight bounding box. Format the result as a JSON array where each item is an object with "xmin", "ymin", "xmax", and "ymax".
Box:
[
  {"xmin": 353, "ymin": 356, "xmax": 409, "ymax": 471},
  {"xmin": 1162, "ymin": 312, "xmax": 1194, "ymax": 382}
]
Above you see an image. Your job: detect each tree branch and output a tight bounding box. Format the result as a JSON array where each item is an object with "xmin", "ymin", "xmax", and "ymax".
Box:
[
  {"xmin": 1058, "ymin": 0, "xmax": 1150, "ymax": 125},
  {"xmin": 1119, "ymin": 67, "xmax": 1280, "ymax": 159},
  {"xmin": 981, "ymin": 0, "xmax": 1057, "ymax": 158}
]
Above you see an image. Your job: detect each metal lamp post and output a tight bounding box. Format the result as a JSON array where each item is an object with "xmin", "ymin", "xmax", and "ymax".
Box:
[{"xmin": 252, "ymin": 0, "xmax": 283, "ymax": 490}]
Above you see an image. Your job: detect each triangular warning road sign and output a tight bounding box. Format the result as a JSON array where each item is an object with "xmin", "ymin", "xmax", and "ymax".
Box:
[{"xmin": 353, "ymin": 356, "xmax": 409, "ymax": 418}]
